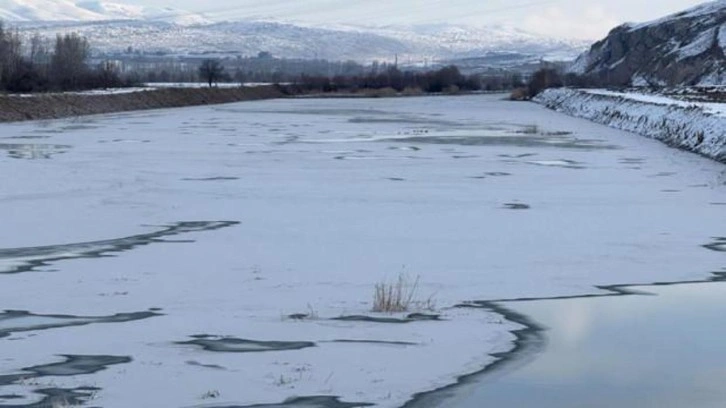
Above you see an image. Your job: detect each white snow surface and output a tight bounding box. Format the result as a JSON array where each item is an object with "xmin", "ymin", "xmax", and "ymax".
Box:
[
  {"xmin": 0, "ymin": 95, "xmax": 724, "ymax": 407},
  {"xmin": 535, "ymin": 88, "xmax": 726, "ymax": 162}
]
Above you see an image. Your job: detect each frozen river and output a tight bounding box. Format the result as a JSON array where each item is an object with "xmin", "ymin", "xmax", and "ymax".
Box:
[{"xmin": 0, "ymin": 94, "xmax": 723, "ymax": 407}]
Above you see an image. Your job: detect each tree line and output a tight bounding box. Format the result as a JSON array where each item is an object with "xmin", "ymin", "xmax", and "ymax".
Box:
[
  {"xmin": 279, "ymin": 65, "xmax": 493, "ymax": 95},
  {"xmin": 0, "ymin": 23, "xmax": 129, "ymax": 92},
  {"xmin": 512, "ymin": 68, "xmax": 621, "ymax": 100}
]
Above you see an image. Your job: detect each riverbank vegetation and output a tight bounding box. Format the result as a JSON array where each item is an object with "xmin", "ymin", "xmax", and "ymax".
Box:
[{"xmin": 0, "ymin": 23, "xmax": 132, "ymax": 92}]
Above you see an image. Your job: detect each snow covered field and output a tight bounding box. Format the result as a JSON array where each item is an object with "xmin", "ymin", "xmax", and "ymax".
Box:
[{"xmin": 0, "ymin": 95, "xmax": 724, "ymax": 407}]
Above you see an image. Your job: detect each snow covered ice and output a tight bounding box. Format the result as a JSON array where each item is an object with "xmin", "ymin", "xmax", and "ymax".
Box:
[{"xmin": 0, "ymin": 95, "xmax": 724, "ymax": 407}]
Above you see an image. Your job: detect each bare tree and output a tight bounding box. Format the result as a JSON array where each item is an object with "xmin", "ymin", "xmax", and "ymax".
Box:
[
  {"xmin": 198, "ymin": 59, "xmax": 225, "ymax": 87},
  {"xmin": 527, "ymin": 68, "xmax": 563, "ymax": 97},
  {"xmin": 0, "ymin": 23, "xmax": 23, "ymax": 86},
  {"xmin": 98, "ymin": 60, "xmax": 121, "ymax": 89},
  {"xmin": 50, "ymin": 33, "xmax": 90, "ymax": 90}
]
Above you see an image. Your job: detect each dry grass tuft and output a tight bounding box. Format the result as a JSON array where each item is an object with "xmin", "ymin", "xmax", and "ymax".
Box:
[{"xmin": 372, "ymin": 273, "xmax": 421, "ymax": 313}]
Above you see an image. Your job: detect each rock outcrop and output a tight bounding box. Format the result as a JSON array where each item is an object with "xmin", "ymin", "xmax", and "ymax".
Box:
[{"xmin": 570, "ymin": 1, "xmax": 726, "ymax": 86}]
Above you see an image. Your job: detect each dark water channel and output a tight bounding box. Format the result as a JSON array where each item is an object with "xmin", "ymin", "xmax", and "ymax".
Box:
[{"xmin": 443, "ymin": 280, "xmax": 726, "ymax": 408}]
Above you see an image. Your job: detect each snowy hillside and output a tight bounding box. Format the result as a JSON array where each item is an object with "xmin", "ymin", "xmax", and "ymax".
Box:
[
  {"xmin": 366, "ymin": 23, "xmax": 586, "ymax": 60},
  {"xmin": 75, "ymin": 1, "xmax": 210, "ymax": 25},
  {"xmin": 0, "ymin": 0, "xmax": 208, "ymax": 24},
  {"xmin": 570, "ymin": 0, "xmax": 726, "ymax": 86},
  {"xmin": 13, "ymin": 19, "xmax": 585, "ymax": 63},
  {"xmin": 0, "ymin": 0, "xmax": 585, "ymax": 63}
]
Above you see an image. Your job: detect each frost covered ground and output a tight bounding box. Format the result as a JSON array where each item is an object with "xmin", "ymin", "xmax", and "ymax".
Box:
[{"xmin": 0, "ymin": 95, "xmax": 724, "ymax": 407}]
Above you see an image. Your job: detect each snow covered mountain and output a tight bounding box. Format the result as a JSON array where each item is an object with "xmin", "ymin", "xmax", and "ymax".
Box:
[
  {"xmin": 0, "ymin": 0, "xmax": 585, "ymax": 63},
  {"xmin": 13, "ymin": 19, "xmax": 585, "ymax": 63},
  {"xmin": 570, "ymin": 0, "xmax": 726, "ymax": 86},
  {"xmin": 0, "ymin": 0, "xmax": 208, "ymax": 24},
  {"xmin": 0, "ymin": 0, "xmax": 101, "ymax": 21}
]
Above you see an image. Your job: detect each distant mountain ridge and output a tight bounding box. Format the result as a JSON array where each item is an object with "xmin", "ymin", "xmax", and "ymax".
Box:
[
  {"xmin": 0, "ymin": 0, "xmax": 587, "ymax": 63},
  {"xmin": 570, "ymin": 0, "xmax": 726, "ymax": 86}
]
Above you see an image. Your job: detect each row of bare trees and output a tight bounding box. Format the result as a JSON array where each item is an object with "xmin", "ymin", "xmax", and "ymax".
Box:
[
  {"xmin": 0, "ymin": 22, "xmax": 126, "ymax": 92},
  {"xmin": 284, "ymin": 65, "xmax": 485, "ymax": 94}
]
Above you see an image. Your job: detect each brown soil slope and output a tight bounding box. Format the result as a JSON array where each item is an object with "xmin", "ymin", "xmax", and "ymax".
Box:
[{"xmin": 0, "ymin": 86, "xmax": 284, "ymax": 123}]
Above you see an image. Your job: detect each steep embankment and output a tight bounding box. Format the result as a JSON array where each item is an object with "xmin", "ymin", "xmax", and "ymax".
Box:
[
  {"xmin": 534, "ymin": 88, "xmax": 726, "ymax": 163},
  {"xmin": 0, "ymin": 86, "xmax": 284, "ymax": 122}
]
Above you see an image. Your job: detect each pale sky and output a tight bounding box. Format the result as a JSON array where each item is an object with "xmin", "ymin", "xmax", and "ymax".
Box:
[{"xmin": 128, "ymin": 0, "xmax": 708, "ymax": 39}]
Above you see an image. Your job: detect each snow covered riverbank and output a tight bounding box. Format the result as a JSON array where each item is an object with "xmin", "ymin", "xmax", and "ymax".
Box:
[{"xmin": 534, "ymin": 88, "xmax": 726, "ymax": 163}]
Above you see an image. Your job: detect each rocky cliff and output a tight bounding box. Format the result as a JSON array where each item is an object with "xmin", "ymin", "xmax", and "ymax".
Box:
[{"xmin": 570, "ymin": 1, "xmax": 726, "ymax": 86}]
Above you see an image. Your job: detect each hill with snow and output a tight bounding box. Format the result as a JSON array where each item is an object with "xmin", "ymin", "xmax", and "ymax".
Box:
[
  {"xmin": 0, "ymin": 0, "xmax": 208, "ymax": 24},
  {"xmin": 570, "ymin": 0, "xmax": 726, "ymax": 86},
  {"xmin": 0, "ymin": 0, "xmax": 586, "ymax": 63},
  {"xmin": 13, "ymin": 19, "xmax": 586, "ymax": 63}
]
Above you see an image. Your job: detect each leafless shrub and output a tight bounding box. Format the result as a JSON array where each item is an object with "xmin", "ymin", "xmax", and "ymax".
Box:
[{"xmin": 372, "ymin": 273, "xmax": 421, "ymax": 313}]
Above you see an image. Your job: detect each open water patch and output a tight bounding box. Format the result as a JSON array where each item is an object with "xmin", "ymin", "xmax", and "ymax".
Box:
[
  {"xmin": 0, "ymin": 221, "xmax": 239, "ymax": 274},
  {"xmin": 182, "ymin": 177, "xmax": 240, "ymax": 182},
  {"xmin": 405, "ymin": 269, "xmax": 726, "ymax": 408},
  {"xmin": 444, "ymin": 281, "xmax": 726, "ymax": 408},
  {"xmin": 503, "ymin": 203, "xmax": 531, "ymax": 210},
  {"xmin": 0, "ymin": 387, "xmax": 99, "ymax": 408},
  {"xmin": 177, "ymin": 335, "xmax": 316, "ymax": 353},
  {"xmin": 704, "ymin": 238, "xmax": 726, "ymax": 252},
  {"xmin": 0, "ymin": 310, "xmax": 160, "ymax": 339},
  {"xmin": 0, "ymin": 355, "xmax": 131, "ymax": 407},
  {"xmin": 333, "ymin": 313, "xmax": 441, "ymax": 324},
  {"xmin": 208, "ymin": 396, "xmax": 373, "ymax": 408}
]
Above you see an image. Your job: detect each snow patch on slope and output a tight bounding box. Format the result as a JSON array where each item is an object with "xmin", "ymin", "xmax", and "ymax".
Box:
[
  {"xmin": 677, "ymin": 27, "xmax": 716, "ymax": 61},
  {"xmin": 76, "ymin": 1, "xmax": 210, "ymax": 25},
  {"xmin": 628, "ymin": 0, "xmax": 726, "ymax": 31}
]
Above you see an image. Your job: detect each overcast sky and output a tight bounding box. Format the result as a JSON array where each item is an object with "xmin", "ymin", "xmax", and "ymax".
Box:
[{"xmin": 128, "ymin": 0, "xmax": 707, "ymax": 39}]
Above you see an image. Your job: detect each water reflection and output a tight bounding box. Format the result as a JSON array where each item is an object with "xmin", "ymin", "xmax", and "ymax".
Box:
[{"xmin": 452, "ymin": 282, "xmax": 726, "ymax": 408}]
